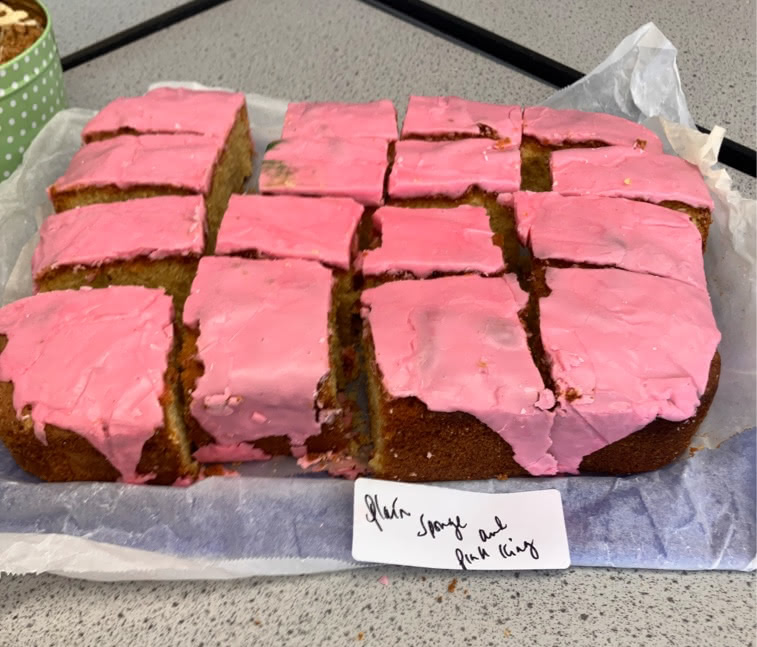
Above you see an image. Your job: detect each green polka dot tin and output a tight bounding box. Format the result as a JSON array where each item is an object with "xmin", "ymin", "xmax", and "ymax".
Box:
[{"xmin": 0, "ymin": 1, "xmax": 65, "ymax": 181}]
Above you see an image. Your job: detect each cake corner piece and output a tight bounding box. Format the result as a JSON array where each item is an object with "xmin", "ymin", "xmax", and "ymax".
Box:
[{"xmin": 0, "ymin": 287, "xmax": 198, "ymax": 484}]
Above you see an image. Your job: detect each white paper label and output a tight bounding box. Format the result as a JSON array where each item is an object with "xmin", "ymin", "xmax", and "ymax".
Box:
[{"xmin": 352, "ymin": 479, "xmax": 570, "ymax": 570}]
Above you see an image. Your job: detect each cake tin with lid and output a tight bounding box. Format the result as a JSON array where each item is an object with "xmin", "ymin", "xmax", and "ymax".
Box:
[{"xmin": 0, "ymin": 0, "xmax": 65, "ymax": 181}]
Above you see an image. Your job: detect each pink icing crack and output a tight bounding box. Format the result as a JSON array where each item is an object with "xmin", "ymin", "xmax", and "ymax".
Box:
[
  {"xmin": 540, "ymin": 267, "xmax": 720, "ymax": 473},
  {"xmin": 523, "ymin": 106, "xmax": 663, "ymax": 152},
  {"xmin": 512, "ymin": 191, "xmax": 707, "ymax": 288},
  {"xmin": 0, "ymin": 287, "xmax": 174, "ymax": 483},
  {"xmin": 81, "ymin": 86, "xmax": 246, "ymax": 141},
  {"xmin": 402, "ymin": 96, "xmax": 522, "ymax": 145},
  {"xmin": 361, "ymin": 275, "xmax": 557, "ymax": 475}
]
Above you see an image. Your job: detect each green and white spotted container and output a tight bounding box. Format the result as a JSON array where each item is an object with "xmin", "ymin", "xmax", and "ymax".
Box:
[{"xmin": 0, "ymin": 0, "xmax": 65, "ymax": 180}]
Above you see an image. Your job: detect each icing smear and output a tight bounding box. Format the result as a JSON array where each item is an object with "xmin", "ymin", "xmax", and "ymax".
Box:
[
  {"xmin": 362, "ymin": 275, "xmax": 557, "ymax": 476},
  {"xmin": 541, "ymin": 267, "xmax": 720, "ymax": 473},
  {"xmin": 0, "ymin": 287, "xmax": 174, "ymax": 483},
  {"xmin": 193, "ymin": 443, "xmax": 271, "ymax": 463},
  {"xmin": 32, "ymin": 196, "xmax": 206, "ymax": 279},
  {"xmin": 259, "ymin": 137, "xmax": 389, "ymax": 206},
  {"xmin": 183, "ymin": 256, "xmax": 333, "ymax": 453}
]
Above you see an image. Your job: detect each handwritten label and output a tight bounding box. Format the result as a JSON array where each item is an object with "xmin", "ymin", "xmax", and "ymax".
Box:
[{"xmin": 352, "ymin": 479, "xmax": 570, "ymax": 570}]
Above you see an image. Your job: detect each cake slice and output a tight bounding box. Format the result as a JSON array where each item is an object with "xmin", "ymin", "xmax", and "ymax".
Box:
[
  {"xmin": 48, "ymin": 133, "xmax": 245, "ymax": 251},
  {"xmin": 80, "ymin": 87, "xmax": 253, "ymax": 223},
  {"xmin": 388, "ymin": 138, "xmax": 520, "ymax": 199},
  {"xmin": 521, "ymin": 107, "xmax": 663, "ymax": 191},
  {"xmin": 215, "ymin": 194, "xmax": 361, "ymax": 269},
  {"xmin": 549, "ymin": 146, "xmax": 714, "ymax": 242},
  {"xmin": 0, "ymin": 287, "xmax": 197, "ymax": 484},
  {"xmin": 215, "ymin": 193, "xmax": 363, "ymax": 376},
  {"xmin": 32, "ymin": 196, "xmax": 205, "ymax": 314},
  {"xmin": 215, "ymin": 195, "xmax": 366, "ymax": 471},
  {"xmin": 361, "ymin": 274, "xmax": 557, "ymax": 481},
  {"xmin": 401, "ymin": 96, "xmax": 522, "ymax": 144},
  {"xmin": 180, "ymin": 256, "xmax": 351, "ymax": 463},
  {"xmin": 259, "ymin": 137, "xmax": 389, "ymax": 206},
  {"xmin": 387, "ymin": 138, "xmax": 522, "ymax": 268},
  {"xmin": 512, "ymin": 192, "xmax": 706, "ymax": 288},
  {"xmin": 81, "ymin": 87, "xmax": 251, "ymax": 143},
  {"xmin": 359, "ymin": 205, "xmax": 505, "ymax": 284},
  {"xmin": 538, "ymin": 267, "xmax": 721, "ymax": 475},
  {"xmin": 282, "ymin": 100, "xmax": 398, "ymax": 140}
]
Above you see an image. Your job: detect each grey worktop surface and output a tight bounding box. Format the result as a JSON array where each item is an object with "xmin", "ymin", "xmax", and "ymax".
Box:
[
  {"xmin": 3, "ymin": 1, "xmax": 756, "ymax": 645},
  {"xmin": 59, "ymin": 0, "xmax": 553, "ymax": 110},
  {"xmin": 44, "ymin": 0, "xmax": 189, "ymax": 58},
  {"xmin": 1, "ymin": 568, "xmax": 755, "ymax": 647},
  {"xmin": 429, "ymin": 0, "xmax": 757, "ymax": 148}
]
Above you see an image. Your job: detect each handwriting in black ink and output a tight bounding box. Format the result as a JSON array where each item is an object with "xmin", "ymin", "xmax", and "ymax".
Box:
[
  {"xmin": 498, "ymin": 537, "xmax": 540, "ymax": 560},
  {"xmin": 416, "ymin": 513, "xmax": 468, "ymax": 541},
  {"xmin": 454, "ymin": 545, "xmax": 490, "ymax": 571},
  {"xmin": 364, "ymin": 494, "xmax": 411, "ymax": 532},
  {"xmin": 478, "ymin": 515, "xmax": 508, "ymax": 543}
]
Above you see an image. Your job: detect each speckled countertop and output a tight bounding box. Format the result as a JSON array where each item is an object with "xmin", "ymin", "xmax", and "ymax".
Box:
[
  {"xmin": 2, "ymin": 568, "xmax": 755, "ymax": 646},
  {"xmin": 1, "ymin": 1, "xmax": 755, "ymax": 645}
]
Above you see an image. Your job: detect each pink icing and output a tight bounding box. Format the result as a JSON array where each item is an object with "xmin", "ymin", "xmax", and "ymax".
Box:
[
  {"xmin": 496, "ymin": 192, "xmax": 514, "ymax": 208},
  {"xmin": 512, "ymin": 192, "xmax": 706, "ymax": 288},
  {"xmin": 0, "ymin": 287, "xmax": 174, "ymax": 483},
  {"xmin": 183, "ymin": 256, "xmax": 333, "ymax": 456},
  {"xmin": 550, "ymin": 146, "xmax": 714, "ymax": 209},
  {"xmin": 193, "ymin": 443, "xmax": 271, "ymax": 463},
  {"xmin": 215, "ymin": 194, "xmax": 363, "ymax": 270},
  {"xmin": 259, "ymin": 137, "xmax": 389, "ymax": 206},
  {"xmin": 49, "ymin": 134, "xmax": 224, "ymax": 197},
  {"xmin": 296, "ymin": 451, "xmax": 365, "ymax": 479},
  {"xmin": 402, "ymin": 96, "xmax": 522, "ymax": 146},
  {"xmin": 282, "ymin": 100, "xmax": 398, "ymax": 140},
  {"xmin": 81, "ymin": 87, "xmax": 246, "ymax": 141},
  {"xmin": 32, "ymin": 196, "xmax": 206, "ymax": 279},
  {"xmin": 540, "ymin": 267, "xmax": 721, "ymax": 474},
  {"xmin": 388, "ymin": 139, "xmax": 521, "ymax": 199},
  {"xmin": 361, "ymin": 275, "xmax": 557, "ymax": 476},
  {"xmin": 523, "ymin": 106, "xmax": 663, "ymax": 153},
  {"xmin": 360, "ymin": 205, "xmax": 504, "ymax": 278}
]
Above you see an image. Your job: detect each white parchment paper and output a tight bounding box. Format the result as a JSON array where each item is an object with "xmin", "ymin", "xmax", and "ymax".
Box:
[{"xmin": 0, "ymin": 23, "xmax": 754, "ymax": 578}]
